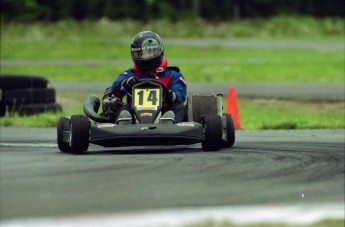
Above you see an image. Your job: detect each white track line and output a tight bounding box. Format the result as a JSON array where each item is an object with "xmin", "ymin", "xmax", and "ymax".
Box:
[
  {"xmin": 0, "ymin": 142, "xmax": 57, "ymax": 148},
  {"xmin": 1, "ymin": 204, "xmax": 343, "ymax": 227}
]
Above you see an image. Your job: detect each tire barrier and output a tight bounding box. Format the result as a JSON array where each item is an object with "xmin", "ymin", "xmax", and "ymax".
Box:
[
  {"xmin": 0, "ymin": 75, "xmax": 62, "ymax": 117},
  {"xmin": 3, "ymin": 88, "xmax": 56, "ymax": 104},
  {"xmin": 0, "ymin": 75, "xmax": 48, "ymax": 89},
  {"xmin": 8, "ymin": 103, "xmax": 63, "ymax": 116}
]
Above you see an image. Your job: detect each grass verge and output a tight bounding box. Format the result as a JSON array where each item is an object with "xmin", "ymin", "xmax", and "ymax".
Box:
[
  {"xmin": 239, "ymin": 98, "xmax": 345, "ymax": 129},
  {"xmin": 0, "ymin": 17, "xmax": 344, "ymax": 129},
  {"xmin": 1, "ymin": 97, "xmax": 344, "ymax": 129},
  {"xmin": 1, "ymin": 17, "xmax": 344, "ymax": 84},
  {"xmin": 1, "ymin": 48, "xmax": 344, "ymax": 83}
]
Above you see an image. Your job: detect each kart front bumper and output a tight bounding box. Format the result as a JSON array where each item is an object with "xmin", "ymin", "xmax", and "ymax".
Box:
[{"xmin": 89, "ymin": 122, "xmax": 204, "ymax": 147}]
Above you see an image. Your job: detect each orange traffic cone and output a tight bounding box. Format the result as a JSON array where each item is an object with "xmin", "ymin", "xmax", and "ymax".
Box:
[{"xmin": 226, "ymin": 87, "xmax": 242, "ymax": 130}]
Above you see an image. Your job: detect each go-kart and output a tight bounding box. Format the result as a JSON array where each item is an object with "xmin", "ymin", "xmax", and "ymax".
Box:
[{"xmin": 57, "ymin": 79, "xmax": 235, "ymax": 153}]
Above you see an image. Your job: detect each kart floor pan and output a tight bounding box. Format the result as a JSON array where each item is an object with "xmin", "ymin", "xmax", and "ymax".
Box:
[{"xmin": 89, "ymin": 123, "xmax": 204, "ymax": 147}]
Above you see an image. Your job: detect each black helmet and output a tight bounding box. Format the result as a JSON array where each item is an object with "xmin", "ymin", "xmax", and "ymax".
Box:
[{"xmin": 131, "ymin": 31, "xmax": 164, "ymax": 71}]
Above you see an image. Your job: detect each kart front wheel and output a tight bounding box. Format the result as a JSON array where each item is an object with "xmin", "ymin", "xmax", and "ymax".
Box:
[
  {"xmin": 202, "ymin": 114, "xmax": 222, "ymax": 151},
  {"xmin": 69, "ymin": 115, "xmax": 90, "ymax": 154},
  {"xmin": 57, "ymin": 117, "xmax": 70, "ymax": 153},
  {"xmin": 222, "ymin": 113, "xmax": 235, "ymax": 148}
]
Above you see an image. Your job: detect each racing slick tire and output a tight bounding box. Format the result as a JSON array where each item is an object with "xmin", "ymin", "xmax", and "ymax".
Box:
[
  {"xmin": 202, "ymin": 114, "xmax": 223, "ymax": 151},
  {"xmin": 57, "ymin": 117, "xmax": 71, "ymax": 153},
  {"xmin": 69, "ymin": 115, "xmax": 90, "ymax": 154},
  {"xmin": 222, "ymin": 113, "xmax": 235, "ymax": 148}
]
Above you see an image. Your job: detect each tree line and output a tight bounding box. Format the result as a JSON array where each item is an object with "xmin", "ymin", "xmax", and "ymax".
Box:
[{"xmin": 1, "ymin": 0, "xmax": 344, "ymax": 22}]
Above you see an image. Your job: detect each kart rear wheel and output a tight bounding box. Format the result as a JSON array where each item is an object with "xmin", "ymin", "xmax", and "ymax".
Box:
[
  {"xmin": 222, "ymin": 113, "xmax": 235, "ymax": 148},
  {"xmin": 202, "ymin": 114, "xmax": 222, "ymax": 151},
  {"xmin": 57, "ymin": 117, "xmax": 70, "ymax": 153},
  {"xmin": 69, "ymin": 115, "xmax": 90, "ymax": 154}
]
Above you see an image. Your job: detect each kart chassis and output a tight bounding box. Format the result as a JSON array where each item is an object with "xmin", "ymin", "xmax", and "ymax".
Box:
[{"xmin": 57, "ymin": 80, "xmax": 235, "ymax": 153}]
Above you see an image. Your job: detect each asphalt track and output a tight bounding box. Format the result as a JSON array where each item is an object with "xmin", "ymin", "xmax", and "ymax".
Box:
[
  {"xmin": 0, "ymin": 84, "xmax": 344, "ymax": 226},
  {"xmin": 0, "ymin": 127, "xmax": 344, "ymax": 224}
]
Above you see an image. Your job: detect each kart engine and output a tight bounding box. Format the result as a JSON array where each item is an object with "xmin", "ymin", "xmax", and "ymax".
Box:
[{"xmin": 102, "ymin": 94, "xmax": 123, "ymax": 118}]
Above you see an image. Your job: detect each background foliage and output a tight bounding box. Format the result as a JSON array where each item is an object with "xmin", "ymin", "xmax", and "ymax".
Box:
[
  {"xmin": 1, "ymin": 0, "xmax": 344, "ymax": 22},
  {"xmin": 1, "ymin": 1, "xmax": 344, "ymax": 129}
]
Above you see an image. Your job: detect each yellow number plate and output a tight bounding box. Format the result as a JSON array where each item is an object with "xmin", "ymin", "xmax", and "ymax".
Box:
[{"xmin": 133, "ymin": 88, "xmax": 160, "ymax": 111}]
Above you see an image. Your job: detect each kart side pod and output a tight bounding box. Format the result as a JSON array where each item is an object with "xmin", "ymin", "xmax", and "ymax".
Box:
[{"xmin": 187, "ymin": 94, "xmax": 223, "ymax": 122}]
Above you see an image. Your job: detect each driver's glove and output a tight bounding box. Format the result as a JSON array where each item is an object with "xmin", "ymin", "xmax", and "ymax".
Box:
[
  {"xmin": 122, "ymin": 77, "xmax": 138, "ymax": 93},
  {"xmin": 166, "ymin": 90, "xmax": 176, "ymax": 104}
]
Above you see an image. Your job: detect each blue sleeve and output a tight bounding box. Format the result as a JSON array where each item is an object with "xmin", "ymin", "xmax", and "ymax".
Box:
[
  {"xmin": 111, "ymin": 69, "xmax": 133, "ymax": 93},
  {"xmin": 171, "ymin": 71, "xmax": 187, "ymax": 104}
]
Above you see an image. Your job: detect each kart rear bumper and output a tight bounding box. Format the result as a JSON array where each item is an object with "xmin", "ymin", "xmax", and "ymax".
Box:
[{"xmin": 90, "ymin": 122, "xmax": 204, "ymax": 147}]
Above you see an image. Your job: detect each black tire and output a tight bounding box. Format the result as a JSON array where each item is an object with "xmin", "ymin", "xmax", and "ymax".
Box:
[
  {"xmin": 69, "ymin": 115, "xmax": 90, "ymax": 154},
  {"xmin": 3, "ymin": 88, "xmax": 56, "ymax": 105},
  {"xmin": 8, "ymin": 102, "xmax": 62, "ymax": 116},
  {"xmin": 222, "ymin": 113, "xmax": 235, "ymax": 148},
  {"xmin": 202, "ymin": 114, "xmax": 223, "ymax": 151},
  {"xmin": 57, "ymin": 117, "xmax": 70, "ymax": 153},
  {"xmin": 0, "ymin": 75, "xmax": 48, "ymax": 90}
]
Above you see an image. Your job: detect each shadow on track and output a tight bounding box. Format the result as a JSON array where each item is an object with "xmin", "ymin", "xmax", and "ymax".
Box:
[{"xmin": 81, "ymin": 145, "xmax": 204, "ymax": 155}]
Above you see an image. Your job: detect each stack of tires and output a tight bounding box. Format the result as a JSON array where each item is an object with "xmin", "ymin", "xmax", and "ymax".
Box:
[{"xmin": 0, "ymin": 75, "xmax": 62, "ymax": 117}]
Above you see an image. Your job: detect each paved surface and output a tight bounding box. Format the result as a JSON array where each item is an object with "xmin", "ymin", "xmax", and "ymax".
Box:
[{"xmin": 0, "ymin": 127, "xmax": 344, "ymax": 220}]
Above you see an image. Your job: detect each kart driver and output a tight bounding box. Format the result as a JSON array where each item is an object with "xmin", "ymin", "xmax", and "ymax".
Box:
[{"xmin": 111, "ymin": 31, "xmax": 187, "ymax": 124}]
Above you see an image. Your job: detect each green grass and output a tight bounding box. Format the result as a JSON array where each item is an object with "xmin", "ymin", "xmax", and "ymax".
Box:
[
  {"xmin": 239, "ymin": 99, "xmax": 345, "ymax": 129},
  {"xmin": 1, "ymin": 16, "xmax": 344, "ymax": 83},
  {"xmin": 1, "ymin": 97, "xmax": 344, "ymax": 129},
  {"xmin": 1, "ymin": 49, "xmax": 343, "ymax": 83},
  {"xmin": 0, "ymin": 16, "xmax": 344, "ymax": 128}
]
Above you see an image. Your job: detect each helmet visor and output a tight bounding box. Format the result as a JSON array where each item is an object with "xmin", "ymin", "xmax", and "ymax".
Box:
[{"xmin": 131, "ymin": 47, "xmax": 162, "ymax": 60}]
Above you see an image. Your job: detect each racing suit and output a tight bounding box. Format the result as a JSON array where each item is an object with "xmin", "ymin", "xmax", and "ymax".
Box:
[{"xmin": 111, "ymin": 57, "xmax": 187, "ymax": 123}]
